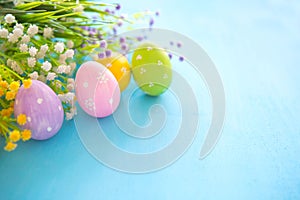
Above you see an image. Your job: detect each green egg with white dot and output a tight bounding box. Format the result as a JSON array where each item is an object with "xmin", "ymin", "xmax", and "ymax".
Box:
[{"xmin": 131, "ymin": 43, "xmax": 172, "ymax": 96}]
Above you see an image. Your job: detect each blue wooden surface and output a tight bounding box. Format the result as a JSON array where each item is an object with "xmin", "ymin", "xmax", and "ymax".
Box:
[{"xmin": 1, "ymin": 0, "xmax": 300, "ymax": 199}]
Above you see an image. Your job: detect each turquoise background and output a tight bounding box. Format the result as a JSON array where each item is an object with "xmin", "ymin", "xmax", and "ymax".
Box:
[{"xmin": 1, "ymin": 0, "xmax": 300, "ymax": 199}]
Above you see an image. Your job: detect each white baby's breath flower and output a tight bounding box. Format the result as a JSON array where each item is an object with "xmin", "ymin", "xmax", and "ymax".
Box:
[
  {"xmin": 11, "ymin": 61, "xmax": 23, "ymax": 75},
  {"xmin": 21, "ymin": 34, "xmax": 30, "ymax": 43},
  {"xmin": 55, "ymin": 81, "xmax": 62, "ymax": 89},
  {"xmin": 27, "ymin": 24, "xmax": 39, "ymax": 37},
  {"xmin": 67, "ymin": 78, "xmax": 75, "ymax": 85},
  {"xmin": 43, "ymin": 27, "xmax": 53, "ymax": 38},
  {"xmin": 59, "ymin": 54, "xmax": 67, "ymax": 64},
  {"xmin": 70, "ymin": 62, "xmax": 76, "ymax": 69},
  {"xmin": 27, "ymin": 57, "xmax": 36, "ymax": 67},
  {"xmin": 40, "ymin": 44, "xmax": 49, "ymax": 53},
  {"xmin": 41, "ymin": 61, "xmax": 52, "ymax": 72},
  {"xmin": 46, "ymin": 72, "xmax": 57, "ymax": 81},
  {"xmin": 65, "ymin": 112, "xmax": 73, "ymax": 120},
  {"xmin": 14, "ymin": 23, "xmax": 24, "ymax": 31},
  {"xmin": 7, "ymin": 33, "xmax": 19, "ymax": 43},
  {"xmin": 38, "ymin": 75, "xmax": 46, "ymax": 83},
  {"xmin": 28, "ymin": 71, "xmax": 39, "ymax": 80},
  {"xmin": 67, "ymin": 40, "xmax": 74, "ymax": 48},
  {"xmin": 67, "ymin": 83, "xmax": 75, "ymax": 91},
  {"xmin": 64, "ymin": 65, "xmax": 71, "ymax": 74},
  {"xmin": 0, "ymin": 28, "xmax": 9, "ymax": 38},
  {"xmin": 66, "ymin": 106, "xmax": 77, "ymax": 120},
  {"xmin": 14, "ymin": 0, "xmax": 24, "ymax": 6},
  {"xmin": 11, "ymin": 61, "xmax": 17, "ymax": 68},
  {"xmin": 7, "ymin": 59, "xmax": 13, "ymax": 67},
  {"xmin": 54, "ymin": 42, "xmax": 65, "ymax": 53},
  {"xmin": 57, "ymin": 64, "xmax": 67, "ymax": 74},
  {"xmin": 68, "ymin": 62, "xmax": 76, "ymax": 75},
  {"xmin": 65, "ymin": 92, "xmax": 75, "ymax": 103},
  {"xmin": 65, "ymin": 49, "xmax": 74, "ymax": 58},
  {"xmin": 13, "ymin": 27, "xmax": 23, "ymax": 38},
  {"xmin": 29, "ymin": 46, "xmax": 38, "ymax": 57},
  {"xmin": 58, "ymin": 94, "xmax": 66, "ymax": 102},
  {"xmin": 73, "ymin": 5, "xmax": 84, "ymax": 13},
  {"xmin": 4, "ymin": 14, "xmax": 15, "ymax": 24},
  {"xmin": 36, "ymin": 52, "xmax": 45, "ymax": 59},
  {"xmin": 19, "ymin": 43, "xmax": 28, "ymax": 52}
]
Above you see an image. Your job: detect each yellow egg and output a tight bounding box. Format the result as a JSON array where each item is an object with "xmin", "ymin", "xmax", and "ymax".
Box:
[{"xmin": 96, "ymin": 53, "xmax": 131, "ymax": 92}]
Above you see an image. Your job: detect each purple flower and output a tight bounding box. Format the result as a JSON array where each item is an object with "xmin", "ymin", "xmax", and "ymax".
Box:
[
  {"xmin": 179, "ymin": 56, "xmax": 184, "ymax": 62},
  {"xmin": 105, "ymin": 9, "xmax": 110, "ymax": 13},
  {"xmin": 97, "ymin": 31, "xmax": 102, "ymax": 39},
  {"xmin": 113, "ymin": 27, "xmax": 117, "ymax": 35},
  {"xmin": 116, "ymin": 4, "xmax": 121, "ymax": 10},
  {"xmin": 149, "ymin": 18, "xmax": 154, "ymax": 27},
  {"xmin": 119, "ymin": 37, "xmax": 126, "ymax": 43},
  {"xmin": 105, "ymin": 49, "xmax": 112, "ymax": 57},
  {"xmin": 98, "ymin": 52, "xmax": 105, "ymax": 59},
  {"xmin": 168, "ymin": 53, "xmax": 173, "ymax": 59},
  {"xmin": 100, "ymin": 40, "xmax": 107, "ymax": 48},
  {"xmin": 117, "ymin": 20, "xmax": 123, "ymax": 27},
  {"xmin": 177, "ymin": 42, "xmax": 182, "ymax": 48},
  {"xmin": 155, "ymin": 11, "xmax": 160, "ymax": 16},
  {"xmin": 137, "ymin": 36, "xmax": 143, "ymax": 41},
  {"xmin": 81, "ymin": 26, "xmax": 88, "ymax": 31},
  {"xmin": 121, "ymin": 43, "xmax": 128, "ymax": 51},
  {"xmin": 89, "ymin": 31, "xmax": 96, "ymax": 36}
]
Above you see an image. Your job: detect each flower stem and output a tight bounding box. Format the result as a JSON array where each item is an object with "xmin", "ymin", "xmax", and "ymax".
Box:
[{"xmin": 0, "ymin": 65, "xmax": 24, "ymax": 81}]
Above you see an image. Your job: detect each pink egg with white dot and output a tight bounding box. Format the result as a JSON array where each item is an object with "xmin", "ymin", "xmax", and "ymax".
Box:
[
  {"xmin": 75, "ymin": 61, "xmax": 120, "ymax": 118},
  {"xmin": 14, "ymin": 80, "xmax": 64, "ymax": 140}
]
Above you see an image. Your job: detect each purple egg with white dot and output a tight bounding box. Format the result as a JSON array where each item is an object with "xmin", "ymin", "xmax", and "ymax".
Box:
[{"xmin": 14, "ymin": 80, "xmax": 64, "ymax": 140}]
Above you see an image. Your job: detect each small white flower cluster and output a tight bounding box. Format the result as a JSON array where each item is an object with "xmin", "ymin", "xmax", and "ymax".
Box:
[
  {"xmin": 4, "ymin": 14, "xmax": 15, "ymax": 24},
  {"xmin": 43, "ymin": 27, "xmax": 53, "ymax": 38},
  {"xmin": 6, "ymin": 59, "xmax": 23, "ymax": 75},
  {"xmin": 0, "ymin": 14, "xmax": 78, "ymax": 120},
  {"xmin": 58, "ymin": 86, "xmax": 77, "ymax": 120},
  {"xmin": 73, "ymin": 5, "xmax": 84, "ymax": 13}
]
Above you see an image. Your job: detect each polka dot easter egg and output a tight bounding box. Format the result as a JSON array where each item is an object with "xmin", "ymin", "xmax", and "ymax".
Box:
[
  {"xmin": 131, "ymin": 43, "xmax": 172, "ymax": 96},
  {"xmin": 75, "ymin": 61, "xmax": 121, "ymax": 118},
  {"xmin": 14, "ymin": 80, "xmax": 64, "ymax": 140},
  {"xmin": 96, "ymin": 53, "xmax": 131, "ymax": 92}
]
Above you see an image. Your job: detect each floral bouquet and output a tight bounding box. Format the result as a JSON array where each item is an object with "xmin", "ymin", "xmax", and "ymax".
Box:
[{"xmin": 0, "ymin": 0, "xmax": 157, "ymax": 151}]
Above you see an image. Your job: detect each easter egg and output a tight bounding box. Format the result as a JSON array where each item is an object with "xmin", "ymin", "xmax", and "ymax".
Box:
[
  {"xmin": 14, "ymin": 80, "xmax": 64, "ymax": 140},
  {"xmin": 96, "ymin": 53, "xmax": 131, "ymax": 92},
  {"xmin": 131, "ymin": 43, "xmax": 172, "ymax": 96},
  {"xmin": 75, "ymin": 61, "xmax": 120, "ymax": 118}
]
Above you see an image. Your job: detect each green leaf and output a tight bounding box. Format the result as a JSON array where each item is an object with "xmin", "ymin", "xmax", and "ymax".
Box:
[{"xmin": 15, "ymin": 1, "xmax": 43, "ymax": 10}]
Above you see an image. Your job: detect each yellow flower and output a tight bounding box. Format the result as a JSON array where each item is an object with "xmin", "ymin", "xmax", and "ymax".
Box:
[
  {"xmin": 17, "ymin": 114, "xmax": 27, "ymax": 125},
  {"xmin": 9, "ymin": 130, "xmax": 20, "ymax": 142},
  {"xmin": 0, "ymin": 107, "xmax": 13, "ymax": 117},
  {"xmin": 5, "ymin": 91, "xmax": 16, "ymax": 100},
  {"xmin": 23, "ymin": 79, "xmax": 32, "ymax": 89},
  {"xmin": 9, "ymin": 81, "xmax": 20, "ymax": 91},
  {"xmin": 4, "ymin": 142, "xmax": 17, "ymax": 152},
  {"xmin": 0, "ymin": 80, "xmax": 8, "ymax": 89},
  {"xmin": 21, "ymin": 129, "xmax": 31, "ymax": 141},
  {"xmin": 0, "ymin": 88, "xmax": 4, "ymax": 97}
]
